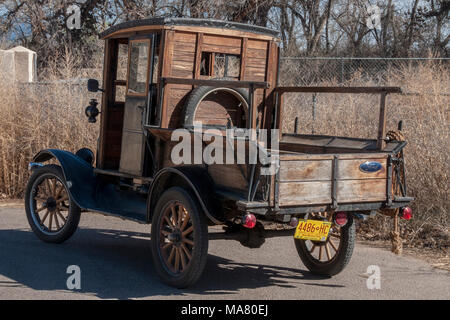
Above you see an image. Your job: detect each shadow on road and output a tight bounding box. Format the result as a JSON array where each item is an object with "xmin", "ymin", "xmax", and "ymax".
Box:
[{"xmin": 0, "ymin": 227, "xmax": 342, "ymax": 299}]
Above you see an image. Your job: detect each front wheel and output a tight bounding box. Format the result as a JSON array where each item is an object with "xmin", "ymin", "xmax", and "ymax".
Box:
[
  {"xmin": 150, "ymin": 187, "xmax": 209, "ymax": 288},
  {"xmin": 25, "ymin": 164, "xmax": 81, "ymax": 243},
  {"xmin": 295, "ymin": 212, "xmax": 355, "ymax": 276}
]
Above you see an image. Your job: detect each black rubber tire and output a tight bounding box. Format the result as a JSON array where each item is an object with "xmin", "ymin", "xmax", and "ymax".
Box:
[
  {"xmin": 151, "ymin": 187, "xmax": 209, "ymax": 288},
  {"xmin": 25, "ymin": 164, "xmax": 81, "ymax": 244},
  {"xmin": 182, "ymin": 84, "xmax": 249, "ymax": 128},
  {"xmin": 294, "ymin": 215, "xmax": 355, "ymax": 276}
]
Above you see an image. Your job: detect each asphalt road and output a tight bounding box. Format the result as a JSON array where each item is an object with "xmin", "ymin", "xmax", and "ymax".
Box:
[{"xmin": 0, "ymin": 205, "xmax": 448, "ymax": 300}]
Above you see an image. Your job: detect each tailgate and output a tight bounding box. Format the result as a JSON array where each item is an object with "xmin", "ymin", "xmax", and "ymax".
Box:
[{"xmin": 275, "ymin": 154, "xmax": 388, "ymax": 207}]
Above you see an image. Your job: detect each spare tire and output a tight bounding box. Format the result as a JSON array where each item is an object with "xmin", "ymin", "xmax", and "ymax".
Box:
[{"xmin": 182, "ymin": 84, "xmax": 250, "ymax": 129}]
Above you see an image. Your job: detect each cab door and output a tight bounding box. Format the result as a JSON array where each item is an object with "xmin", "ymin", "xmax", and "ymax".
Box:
[{"xmin": 119, "ymin": 35, "xmax": 157, "ymax": 176}]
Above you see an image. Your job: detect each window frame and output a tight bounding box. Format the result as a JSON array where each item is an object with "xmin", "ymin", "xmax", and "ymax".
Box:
[
  {"xmin": 126, "ymin": 38, "xmax": 152, "ymax": 97},
  {"xmin": 199, "ymin": 52, "xmax": 241, "ymax": 79}
]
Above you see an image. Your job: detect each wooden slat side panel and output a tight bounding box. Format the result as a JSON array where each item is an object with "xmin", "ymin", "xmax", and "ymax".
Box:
[
  {"xmin": 279, "ymin": 160, "xmax": 332, "ymax": 182},
  {"xmin": 245, "ymin": 39, "xmax": 268, "ymax": 83},
  {"xmin": 246, "ymin": 48, "xmax": 267, "ymax": 59},
  {"xmin": 203, "ymin": 35, "xmax": 242, "ymax": 48},
  {"xmin": 202, "ymin": 34, "xmax": 242, "ymax": 55},
  {"xmin": 166, "ymin": 85, "xmax": 192, "ymax": 128},
  {"xmin": 171, "ymin": 31, "xmax": 196, "ymax": 79},
  {"xmin": 173, "ymin": 31, "xmax": 197, "ymax": 43},
  {"xmin": 337, "ymin": 179, "xmax": 387, "ymax": 203},
  {"xmin": 338, "ymin": 158, "xmax": 387, "ymax": 180},
  {"xmin": 279, "ymin": 181, "xmax": 332, "ymax": 206},
  {"xmin": 247, "ymin": 39, "xmax": 269, "ymax": 50}
]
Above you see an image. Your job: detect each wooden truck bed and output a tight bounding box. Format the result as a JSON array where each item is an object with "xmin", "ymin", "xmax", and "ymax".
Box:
[{"xmin": 275, "ymin": 152, "xmax": 388, "ymax": 207}]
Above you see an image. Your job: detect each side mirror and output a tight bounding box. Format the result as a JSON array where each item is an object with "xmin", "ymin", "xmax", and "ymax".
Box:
[{"xmin": 87, "ymin": 79, "xmax": 104, "ymax": 92}]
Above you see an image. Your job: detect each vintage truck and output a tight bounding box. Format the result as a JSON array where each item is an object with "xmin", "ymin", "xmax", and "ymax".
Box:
[{"xmin": 24, "ymin": 18, "xmax": 413, "ymax": 288}]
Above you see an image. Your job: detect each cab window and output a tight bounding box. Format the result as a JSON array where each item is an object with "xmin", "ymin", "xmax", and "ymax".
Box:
[{"xmin": 127, "ymin": 39, "xmax": 150, "ymax": 95}]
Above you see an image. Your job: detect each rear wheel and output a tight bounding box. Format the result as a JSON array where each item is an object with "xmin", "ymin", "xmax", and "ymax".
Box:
[
  {"xmin": 151, "ymin": 187, "xmax": 208, "ymax": 288},
  {"xmin": 25, "ymin": 164, "xmax": 81, "ymax": 243},
  {"xmin": 295, "ymin": 212, "xmax": 355, "ymax": 276}
]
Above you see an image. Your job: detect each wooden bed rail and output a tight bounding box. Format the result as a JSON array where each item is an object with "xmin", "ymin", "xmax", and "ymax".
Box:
[
  {"xmin": 274, "ymin": 86, "xmax": 402, "ymax": 150},
  {"xmin": 275, "ymin": 86, "xmax": 402, "ymax": 94}
]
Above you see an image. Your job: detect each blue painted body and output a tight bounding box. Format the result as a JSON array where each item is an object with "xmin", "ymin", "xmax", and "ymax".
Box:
[
  {"xmin": 32, "ymin": 149, "xmax": 224, "ymax": 224},
  {"xmin": 33, "ymin": 149, "xmax": 148, "ymax": 222}
]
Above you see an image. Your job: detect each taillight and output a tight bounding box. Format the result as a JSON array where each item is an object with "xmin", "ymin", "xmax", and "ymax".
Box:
[
  {"xmin": 334, "ymin": 212, "xmax": 348, "ymax": 226},
  {"xmin": 289, "ymin": 217, "xmax": 299, "ymax": 227},
  {"xmin": 242, "ymin": 213, "xmax": 256, "ymax": 228},
  {"xmin": 399, "ymin": 207, "xmax": 412, "ymax": 220}
]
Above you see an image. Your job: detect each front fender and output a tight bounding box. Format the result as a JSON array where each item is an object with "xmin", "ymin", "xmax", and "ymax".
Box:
[
  {"xmin": 32, "ymin": 149, "xmax": 97, "ymax": 210},
  {"xmin": 148, "ymin": 166, "xmax": 224, "ymax": 224}
]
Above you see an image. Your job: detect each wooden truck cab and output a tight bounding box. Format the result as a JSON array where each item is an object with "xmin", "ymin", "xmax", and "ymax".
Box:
[{"xmin": 96, "ymin": 18, "xmax": 279, "ymax": 178}]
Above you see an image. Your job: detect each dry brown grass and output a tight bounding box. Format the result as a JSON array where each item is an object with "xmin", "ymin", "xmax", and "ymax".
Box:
[{"xmin": 0, "ymin": 49, "xmax": 101, "ymax": 199}]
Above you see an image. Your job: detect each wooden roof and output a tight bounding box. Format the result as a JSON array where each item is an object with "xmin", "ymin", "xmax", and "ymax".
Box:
[{"xmin": 99, "ymin": 17, "xmax": 280, "ymax": 40}]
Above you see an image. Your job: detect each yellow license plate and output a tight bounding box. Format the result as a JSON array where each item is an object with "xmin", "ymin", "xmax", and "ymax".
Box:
[{"xmin": 294, "ymin": 219, "xmax": 332, "ymax": 242}]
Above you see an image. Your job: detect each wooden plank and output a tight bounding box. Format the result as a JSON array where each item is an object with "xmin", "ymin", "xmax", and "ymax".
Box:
[
  {"xmin": 246, "ymin": 57, "xmax": 268, "ymax": 67},
  {"xmin": 337, "ymin": 179, "xmax": 387, "ymax": 203},
  {"xmin": 172, "ymin": 41, "xmax": 196, "ymax": 53},
  {"xmin": 377, "ymin": 92, "xmax": 387, "ymax": 150},
  {"xmin": 172, "ymin": 50, "xmax": 196, "ymax": 62},
  {"xmin": 202, "ymin": 43, "xmax": 241, "ymax": 55},
  {"xmin": 172, "ymin": 59, "xmax": 194, "ymax": 71},
  {"xmin": 276, "ymin": 92, "xmax": 283, "ymax": 140},
  {"xmin": 173, "ymin": 31, "xmax": 197, "ymax": 42},
  {"xmin": 160, "ymin": 30, "xmax": 175, "ymax": 128},
  {"xmin": 276, "ymin": 86, "xmax": 402, "ymax": 94},
  {"xmin": 239, "ymin": 38, "xmax": 248, "ymax": 80},
  {"xmin": 279, "ymin": 160, "xmax": 332, "ymax": 182},
  {"xmin": 244, "ymin": 66, "xmax": 266, "ymax": 77},
  {"xmin": 279, "ymin": 181, "xmax": 332, "ymax": 206},
  {"xmin": 98, "ymin": 39, "xmax": 118, "ymax": 169},
  {"xmin": 203, "ymin": 34, "xmax": 242, "ymax": 48},
  {"xmin": 194, "ymin": 33, "xmax": 203, "ymax": 79},
  {"xmin": 278, "ymin": 153, "xmax": 386, "ymax": 161},
  {"xmin": 263, "ymin": 41, "xmax": 278, "ymax": 131},
  {"xmin": 247, "ymin": 39, "xmax": 268, "ymax": 50},
  {"xmin": 338, "ymin": 158, "xmax": 387, "ymax": 180},
  {"xmin": 246, "ymin": 48, "xmax": 268, "ymax": 59}
]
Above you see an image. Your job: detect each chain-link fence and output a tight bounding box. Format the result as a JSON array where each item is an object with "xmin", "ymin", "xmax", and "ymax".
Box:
[{"xmin": 279, "ymin": 57, "xmax": 450, "ymax": 86}]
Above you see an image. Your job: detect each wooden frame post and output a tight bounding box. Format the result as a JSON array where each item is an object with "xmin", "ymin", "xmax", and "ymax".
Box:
[{"xmin": 377, "ymin": 92, "xmax": 387, "ymax": 150}]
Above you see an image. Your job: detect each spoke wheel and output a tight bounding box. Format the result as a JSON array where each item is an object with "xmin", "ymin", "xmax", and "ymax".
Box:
[
  {"xmin": 303, "ymin": 212, "xmax": 342, "ymax": 263},
  {"xmin": 25, "ymin": 165, "xmax": 81, "ymax": 243},
  {"xmin": 159, "ymin": 202, "xmax": 194, "ymax": 274},
  {"xmin": 151, "ymin": 187, "xmax": 208, "ymax": 288},
  {"xmin": 295, "ymin": 212, "xmax": 355, "ymax": 276},
  {"xmin": 31, "ymin": 175, "xmax": 70, "ymax": 234}
]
